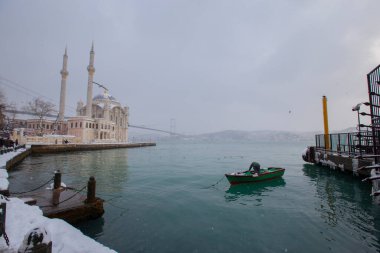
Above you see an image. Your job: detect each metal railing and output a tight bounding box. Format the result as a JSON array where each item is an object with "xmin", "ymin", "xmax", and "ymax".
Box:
[{"xmin": 316, "ymin": 131, "xmax": 374, "ymax": 157}]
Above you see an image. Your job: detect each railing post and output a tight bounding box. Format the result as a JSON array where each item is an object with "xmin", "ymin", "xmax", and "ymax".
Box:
[
  {"xmin": 348, "ymin": 133, "xmax": 351, "ymax": 156},
  {"xmin": 86, "ymin": 176, "xmax": 96, "ymax": 203},
  {"xmin": 337, "ymin": 134, "xmax": 341, "ymax": 154},
  {"xmin": 0, "ymin": 202, "xmax": 6, "ymax": 237},
  {"xmin": 53, "ymin": 170, "xmax": 61, "ymax": 189}
]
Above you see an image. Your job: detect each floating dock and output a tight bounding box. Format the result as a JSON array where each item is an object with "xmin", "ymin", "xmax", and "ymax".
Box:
[{"xmin": 303, "ymin": 64, "xmax": 380, "ymax": 198}]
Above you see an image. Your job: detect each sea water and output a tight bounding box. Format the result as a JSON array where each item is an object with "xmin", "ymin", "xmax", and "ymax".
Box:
[{"xmin": 8, "ymin": 140, "xmax": 380, "ymax": 252}]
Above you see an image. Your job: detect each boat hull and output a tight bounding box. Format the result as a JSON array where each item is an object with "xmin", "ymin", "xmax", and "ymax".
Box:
[{"xmin": 225, "ymin": 167, "xmax": 285, "ymax": 185}]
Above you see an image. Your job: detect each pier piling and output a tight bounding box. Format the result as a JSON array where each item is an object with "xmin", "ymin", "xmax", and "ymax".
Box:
[
  {"xmin": 53, "ymin": 170, "xmax": 61, "ymax": 189},
  {"xmin": 86, "ymin": 176, "xmax": 96, "ymax": 203}
]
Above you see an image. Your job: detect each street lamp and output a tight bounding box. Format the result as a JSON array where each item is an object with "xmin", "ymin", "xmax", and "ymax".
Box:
[{"xmin": 352, "ymin": 102, "xmax": 370, "ymax": 156}]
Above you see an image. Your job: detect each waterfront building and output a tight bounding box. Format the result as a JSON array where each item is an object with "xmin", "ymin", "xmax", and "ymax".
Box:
[{"xmin": 16, "ymin": 44, "xmax": 129, "ymax": 144}]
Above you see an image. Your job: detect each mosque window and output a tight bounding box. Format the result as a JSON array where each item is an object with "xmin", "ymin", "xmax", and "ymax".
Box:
[
  {"xmin": 71, "ymin": 123, "xmax": 73, "ymax": 128},
  {"xmin": 80, "ymin": 122, "xmax": 82, "ymax": 128},
  {"xmin": 96, "ymin": 124, "xmax": 98, "ymax": 129},
  {"xmin": 86, "ymin": 123, "xmax": 88, "ymax": 128},
  {"xmin": 75, "ymin": 122, "xmax": 78, "ymax": 128}
]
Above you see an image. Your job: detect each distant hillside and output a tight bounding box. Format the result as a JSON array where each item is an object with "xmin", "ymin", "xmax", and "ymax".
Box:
[
  {"xmin": 192, "ymin": 130, "xmax": 315, "ymax": 142},
  {"xmin": 129, "ymin": 128, "xmax": 357, "ymax": 143}
]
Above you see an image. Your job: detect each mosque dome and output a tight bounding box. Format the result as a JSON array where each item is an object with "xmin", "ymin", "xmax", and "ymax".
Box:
[{"xmin": 93, "ymin": 93, "xmax": 117, "ymax": 101}]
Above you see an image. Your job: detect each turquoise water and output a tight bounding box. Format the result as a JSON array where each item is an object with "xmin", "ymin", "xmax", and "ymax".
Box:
[{"xmin": 8, "ymin": 140, "xmax": 380, "ymax": 252}]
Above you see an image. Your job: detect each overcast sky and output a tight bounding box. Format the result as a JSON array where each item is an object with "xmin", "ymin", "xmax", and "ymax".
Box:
[{"xmin": 0, "ymin": 0, "xmax": 379, "ymax": 134}]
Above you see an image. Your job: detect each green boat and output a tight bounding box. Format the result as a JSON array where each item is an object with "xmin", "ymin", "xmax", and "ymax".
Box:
[{"xmin": 225, "ymin": 167, "xmax": 285, "ymax": 185}]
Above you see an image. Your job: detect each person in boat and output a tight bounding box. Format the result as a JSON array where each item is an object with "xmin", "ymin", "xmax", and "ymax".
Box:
[{"xmin": 248, "ymin": 161, "xmax": 261, "ymax": 175}]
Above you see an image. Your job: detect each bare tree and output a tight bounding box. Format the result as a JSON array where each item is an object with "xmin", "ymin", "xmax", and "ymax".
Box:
[
  {"xmin": 3, "ymin": 103, "xmax": 16, "ymax": 132},
  {"xmin": 0, "ymin": 89, "xmax": 6, "ymax": 131},
  {"xmin": 23, "ymin": 98, "xmax": 56, "ymax": 136}
]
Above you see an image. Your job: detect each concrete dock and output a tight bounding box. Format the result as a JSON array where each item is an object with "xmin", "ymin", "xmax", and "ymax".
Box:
[
  {"xmin": 30, "ymin": 142, "xmax": 156, "ymax": 154},
  {"xmin": 303, "ymin": 146, "xmax": 373, "ymax": 176},
  {"xmin": 6, "ymin": 142, "xmax": 156, "ymax": 171}
]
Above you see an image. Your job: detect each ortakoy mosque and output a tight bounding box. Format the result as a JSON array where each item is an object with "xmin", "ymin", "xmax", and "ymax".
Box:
[{"xmin": 25, "ymin": 44, "xmax": 129, "ymax": 143}]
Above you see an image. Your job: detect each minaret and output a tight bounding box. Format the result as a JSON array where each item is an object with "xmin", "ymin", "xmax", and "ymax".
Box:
[
  {"xmin": 86, "ymin": 42, "xmax": 95, "ymax": 118},
  {"xmin": 58, "ymin": 47, "xmax": 69, "ymax": 121},
  {"xmin": 103, "ymin": 89, "xmax": 110, "ymax": 121}
]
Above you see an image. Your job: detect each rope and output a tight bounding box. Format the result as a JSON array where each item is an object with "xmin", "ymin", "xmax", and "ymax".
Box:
[
  {"xmin": 202, "ymin": 175, "xmax": 226, "ymax": 189},
  {"xmin": 104, "ymin": 201, "xmax": 129, "ymax": 215},
  {"xmin": 10, "ymin": 176, "xmax": 54, "ymax": 195},
  {"xmin": 0, "ymin": 222, "xmax": 9, "ymax": 246},
  {"xmin": 39, "ymin": 185, "xmax": 87, "ymax": 208}
]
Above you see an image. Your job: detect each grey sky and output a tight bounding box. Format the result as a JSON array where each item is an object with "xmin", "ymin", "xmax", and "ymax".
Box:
[{"xmin": 0, "ymin": 0, "xmax": 379, "ymax": 134}]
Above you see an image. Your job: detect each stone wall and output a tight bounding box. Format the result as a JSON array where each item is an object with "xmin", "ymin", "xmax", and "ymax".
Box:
[{"xmin": 31, "ymin": 143, "xmax": 156, "ymax": 154}]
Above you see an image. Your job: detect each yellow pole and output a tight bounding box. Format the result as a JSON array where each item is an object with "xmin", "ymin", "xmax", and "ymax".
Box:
[{"xmin": 322, "ymin": 96, "xmax": 330, "ymax": 150}]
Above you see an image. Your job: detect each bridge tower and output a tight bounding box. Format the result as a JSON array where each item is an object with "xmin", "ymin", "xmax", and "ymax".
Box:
[
  {"xmin": 170, "ymin": 118, "xmax": 176, "ymax": 135},
  {"xmin": 58, "ymin": 47, "xmax": 69, "ymax": 121},
  {"xmin": 86, "ymin": 42, "xmax": 95, "ymax": 118}
]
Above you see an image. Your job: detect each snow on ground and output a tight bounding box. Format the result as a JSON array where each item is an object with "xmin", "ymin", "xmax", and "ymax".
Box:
[
  {"xmin": 0, "ymin": 148, "xmax": 26, "ymax": 190},
  {"xmin": 0, "ymin": 196, "xmax": 116, "ymax": 253},
  {"xmin": 0, "ymin": 148, "xmax": 26, "ymax": 168},
  {"xmin": 0, "ymin": 149, "xmax": 117, "ymax": 253}
]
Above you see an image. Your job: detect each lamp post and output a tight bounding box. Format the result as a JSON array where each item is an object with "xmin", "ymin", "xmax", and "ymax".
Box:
[
  {"xmin": 352, "ymin": 102, "xmax": 371, "ymax": 156},
  {"xmin": 353, "ymin": 103, "xmax": 363, "ymax": 156}
]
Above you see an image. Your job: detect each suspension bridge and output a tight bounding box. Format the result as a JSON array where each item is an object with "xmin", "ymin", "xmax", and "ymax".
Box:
[
  {"xmin": 4, "ymin": 109, "xmax": 183, "ymax": 136},
  {"xmin": 0, "ymin": 75, "xmax": 184, "ymax": 136}
]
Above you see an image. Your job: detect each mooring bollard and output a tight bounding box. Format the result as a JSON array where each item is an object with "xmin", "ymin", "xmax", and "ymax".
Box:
[
  {"xmin": 53, "ymin": 170, "xmax": 61, "ymax": 190},
  {"xmin": 86, "ymin": 176, "xmax": 96, "ymax": 203},
  {"xmin": 52, "ymin": 189, "xmax": 60, "ymax": 206},
  {"xmin": 18, "ymin": 227, "xmax": 52, "ymax": 253}
]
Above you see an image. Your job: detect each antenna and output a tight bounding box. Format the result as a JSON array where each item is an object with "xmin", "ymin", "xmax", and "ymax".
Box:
[{"xmin": 92, "ymin": 81, "xmax": 109, "ymax": 92}]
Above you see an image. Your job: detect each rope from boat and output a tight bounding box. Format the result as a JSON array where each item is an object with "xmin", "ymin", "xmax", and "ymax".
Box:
[
  {"xmin": 10, "ymin": 176, "xmax": 55, "ymax": 195},
  {"xmin": 203, "ymin": 175, "xmax": 226, "ymax": 189}
]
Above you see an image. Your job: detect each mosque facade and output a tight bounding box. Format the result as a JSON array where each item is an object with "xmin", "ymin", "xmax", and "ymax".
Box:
[{"xmin": 23, "ymin": 44, "xmax": 129, "ymax": 143}]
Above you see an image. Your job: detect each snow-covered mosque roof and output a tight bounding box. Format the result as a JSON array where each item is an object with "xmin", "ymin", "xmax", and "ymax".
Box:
[{"xmin": 93, "ymin": 93, "xmax": 117, "ymax": 101}]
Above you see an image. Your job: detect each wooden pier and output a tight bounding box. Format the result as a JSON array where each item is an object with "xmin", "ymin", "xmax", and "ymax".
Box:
[
  {"xmin": 15, "ymin": 172, "xmax": 104, "ymax": 224},
  {"xmin": 5, "ymin": 143, "xmax": 156, "ymax": 223}
]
